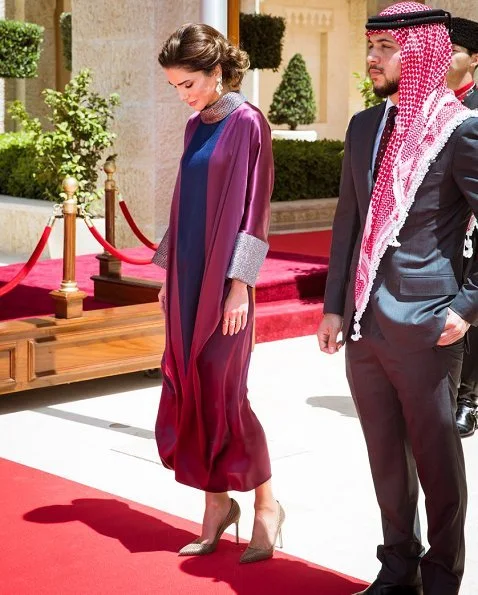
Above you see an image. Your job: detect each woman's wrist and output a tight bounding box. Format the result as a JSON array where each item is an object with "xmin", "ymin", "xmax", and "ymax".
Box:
[{"xmin": 231, "ymin": 278, "xmax": 248, "ymax": 290}]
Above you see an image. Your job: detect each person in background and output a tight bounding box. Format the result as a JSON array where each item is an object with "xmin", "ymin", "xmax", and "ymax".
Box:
[
  {"xmin": 152, "ymin": 23, "xmax": 284, "ymax": 564},
  {"xmin": 317, "ymin": 3, "xmax": 478, "ymax": 593},
  {"xmin": 447, "ymin": 16, "xmax": 478, "ymax": 437}
]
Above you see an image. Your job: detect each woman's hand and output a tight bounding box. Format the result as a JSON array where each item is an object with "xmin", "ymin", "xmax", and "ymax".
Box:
[
  {"xmin": 223, "ymin": 279, "xmax": 249, "ymax": 336},
  {"xmin": 158, "ymin": 282, "xmax": 167, "ymax": 315}
]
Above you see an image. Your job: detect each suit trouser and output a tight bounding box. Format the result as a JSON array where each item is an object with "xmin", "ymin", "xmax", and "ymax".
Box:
[
  {"xmin": 458, "ymin": 323, "xmax": 478, "ymax": 406},
  {"xmin": 345, "ymin": 312, "xmax": 467, "ymax": 595}
]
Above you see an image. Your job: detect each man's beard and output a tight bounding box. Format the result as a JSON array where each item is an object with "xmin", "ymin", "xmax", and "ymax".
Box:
[{"xmin": 373, "ymin": 76, "xmax": 399, "ymax": 99}]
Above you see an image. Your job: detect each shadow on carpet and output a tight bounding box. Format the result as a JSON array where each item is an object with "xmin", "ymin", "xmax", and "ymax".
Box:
[{"xmin": 1, "ymin": 458, "xmax": 368, "ymax": 595}]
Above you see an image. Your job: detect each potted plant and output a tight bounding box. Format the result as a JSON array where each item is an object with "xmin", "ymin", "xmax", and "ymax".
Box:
[
  {"xmin": 268, "ymin": 53, "xmax": 317, "ymax": 141},
  {"xmin": 2, "ymin": 68, "xmax": 119, "ymax": 258}
]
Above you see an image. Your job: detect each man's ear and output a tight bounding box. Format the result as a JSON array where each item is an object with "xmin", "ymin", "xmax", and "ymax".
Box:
[{"xmin": 470, "ymin": 52, "xmax": 478, "ymax": 72}]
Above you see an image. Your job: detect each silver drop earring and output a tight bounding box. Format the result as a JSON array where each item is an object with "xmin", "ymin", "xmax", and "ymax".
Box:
[{"xmin": 216, "ymin": 76, "xmax": 223, "ymax": 95}]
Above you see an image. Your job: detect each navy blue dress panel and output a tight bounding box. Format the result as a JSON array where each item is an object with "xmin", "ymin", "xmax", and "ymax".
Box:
[{"xmin": 177, "ymin": 118, "xmax": 229, "ymax": 366}]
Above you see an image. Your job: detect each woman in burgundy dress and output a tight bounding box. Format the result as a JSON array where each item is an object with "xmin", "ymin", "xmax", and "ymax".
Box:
[{"xmin": 152, "ymin": 24, "xmax": 284, "ymax": 563}]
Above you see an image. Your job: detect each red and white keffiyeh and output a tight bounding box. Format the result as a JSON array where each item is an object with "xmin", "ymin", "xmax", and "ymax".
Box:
[{"xmin": 352, "ymin": 1, "xmax": 478, "ymax": 341}]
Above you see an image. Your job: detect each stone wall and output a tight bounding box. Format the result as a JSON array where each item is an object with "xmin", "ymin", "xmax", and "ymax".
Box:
[
  {"xmin": 72, "ymin": 0, "xmax": 199, "ymax": 246},
  {"xmin": 426, "ymin": 1, "xmax": 478, "ymax": 20},
  {"xmin": 259, "ymin": 0, "xmax": 366, "ymax": 141}
]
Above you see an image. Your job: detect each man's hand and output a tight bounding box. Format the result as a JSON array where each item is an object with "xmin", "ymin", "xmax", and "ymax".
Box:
[
  {"xmin": 436, "ymin": 308, "xmax": 470, "ymax": 346},
  {"xmin": 317, "ymin": 313, "xmax": 344, "ymax": 354}
]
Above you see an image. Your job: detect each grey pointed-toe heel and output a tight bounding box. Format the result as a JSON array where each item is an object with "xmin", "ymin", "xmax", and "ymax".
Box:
[
  {"xmin": 178, "ymin": 498, "xmax": 241, "ymax": 556},
  {"xmin": 239, "ymin": 501, "xmax": 285, "ymax": 564}
]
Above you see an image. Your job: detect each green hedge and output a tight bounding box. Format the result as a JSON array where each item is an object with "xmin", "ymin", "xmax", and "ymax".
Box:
[
  {"xmin": 272, "ymin": 139, "xmax": 344, "ymax": 202},
  {"xmin": 0, "ymin": 20, "xmax": 44, "ymax": 78},
  {"xmin": 0, "ymin": 132, "xmax": 43, "ymax": 199},
  {"xmin": 60, "ymin": 12, "xmax": 72, "ymax": 71},
  {"xmin": 239, "ymin": 13, "xmax": 285, "ymax": 70},
  {"xmin": 0, "ymin": 135, "xmax": 343, "ymax": 204}
]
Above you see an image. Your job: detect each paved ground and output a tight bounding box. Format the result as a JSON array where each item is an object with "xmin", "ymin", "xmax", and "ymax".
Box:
[
  {"xmin": 1, "ymin": 251, "xmax": 477, "ymax": 593},
  {"xmin": 0, "ymin": 334, "xmax": 477, "ymax": 593}
]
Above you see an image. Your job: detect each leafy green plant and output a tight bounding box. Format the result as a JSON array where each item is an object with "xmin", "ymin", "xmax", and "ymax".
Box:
[
  {"xmin": 353, "ymin": 73, "xmax": 384, "ymax": 109},
  {"xmin": 268, "ymin": 54, "xmax": 316, "ymax": 131},
  {"xmin": 0, "ymin": 132, "xmax": 43, "ymax": 199},
  {"xmin": 60, "ymin": 12, "xmax": 72, "ymax": 72},
  {"xmin": 272, "ymin": 139, "xmax": 344, "ymax": 202},
  {"xmin": 0, "ymin": 19, "xmax": 44, "ymax": 78},
  {"xmin": 239, "ymin": 13, "xmax": 286, "ymax": 71},
  {"xmin": 8, "ymin": 68, "xmax": 120, "ymax": 207}
]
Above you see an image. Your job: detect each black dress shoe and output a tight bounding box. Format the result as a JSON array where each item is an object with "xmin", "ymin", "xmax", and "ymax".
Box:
[
  {"xmin": 353, "ymin": 579, "xmax": 423, "ymax": 595},
  {"xmin": 456, "ymin": 399, "xmax": 478, "ymax": 437}
]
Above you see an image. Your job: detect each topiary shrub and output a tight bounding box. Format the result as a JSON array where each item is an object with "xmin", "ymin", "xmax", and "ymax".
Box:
[
  {"xmin": 268, "ymin": 54, "xmax": 316, "ymax": 131},
  {"xmin": 8, "ymin": 68, "xmax": 119, "ymax": 206},
  {"xmin": 239, "ymin": 13, "xmax": 286, "ymax": 71},
  {"xmin": 272, "ymin": 139, "xmax": 344, "ymax": 202},
  {"xmin": 60, "ymin": 12, "xmax": 72, "ymax": 72},
  {"xmin": 0, "ymin": 20, "xmax": 44, "ymax": 78}
]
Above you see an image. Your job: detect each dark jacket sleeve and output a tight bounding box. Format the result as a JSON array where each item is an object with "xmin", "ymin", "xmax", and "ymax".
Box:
[
  {"xmin": 450, "ymin": 116, "xmax": 478, "ymax": 325},
  {"xmin": 323, "ymin": 115, "xmax": 360, "ymax": 315}
]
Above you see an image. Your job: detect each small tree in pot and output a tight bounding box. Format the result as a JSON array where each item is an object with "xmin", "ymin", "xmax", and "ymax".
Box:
[
  {"xmin": 268, "ymin": 53, "xmax": 316, "ymax": 131},
  {"xmin": 8, "ymin": 68, "xmax": 119, "ymax": 213}
]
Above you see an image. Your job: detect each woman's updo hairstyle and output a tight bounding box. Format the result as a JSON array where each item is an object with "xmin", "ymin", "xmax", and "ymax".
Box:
[{"xmin": 158, "ymin": 23, "xmax": 250, "ymax": 90}]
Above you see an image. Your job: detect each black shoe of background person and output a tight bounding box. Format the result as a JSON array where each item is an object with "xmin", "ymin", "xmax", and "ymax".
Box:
[
  {"xmin": 352, "ymin": 579, "xmax": 423, "ymax": 595},
  {"xmin": 456, "ymin": 399, "xmax": 478, "ymax": 437}
]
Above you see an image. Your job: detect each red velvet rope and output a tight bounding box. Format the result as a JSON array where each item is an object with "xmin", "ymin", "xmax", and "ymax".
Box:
[
  {"xmin": 85, "ymin": 219, "xmax": 153, "ymax": 265},
  {"xmin": 0, "ymin": 222, "xmax": 54, "ymax": 298},
  {"xmin": 119, "ymin": 200, "xmax": 158, "ymax": 251}
]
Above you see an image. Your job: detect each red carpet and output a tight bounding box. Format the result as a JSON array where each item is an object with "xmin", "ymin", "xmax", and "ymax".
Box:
[
  {"xmin": 0, "ymin": 232, "xmax": 330, "ymax": 342},
  {"xmin": 269, "ymin": 230, "xmax": 332, "ymax": 258},
  {"xmin": 0, "ymin": 458, "xmax": 367, "ymax": 594}
]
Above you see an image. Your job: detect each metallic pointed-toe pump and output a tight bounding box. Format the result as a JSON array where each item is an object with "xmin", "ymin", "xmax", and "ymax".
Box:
[
  {"xmin": 178, "ymin": 498, "xmax": 241, "ymax": 556},
  {"xmin": 239, "ymin": 501, "xmax": 285, "ymax": 564}
]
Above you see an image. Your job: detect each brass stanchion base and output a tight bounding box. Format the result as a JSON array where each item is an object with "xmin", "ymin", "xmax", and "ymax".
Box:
[
  {"xmin": 49, "ymin": 290, "xmax": 88, "ymax": 319},
  {"xmin": 96, "ymin": 253, "xmax": 122, "ymax": 278}
]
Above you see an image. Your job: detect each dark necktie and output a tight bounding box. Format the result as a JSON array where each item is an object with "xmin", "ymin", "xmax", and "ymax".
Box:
[{"xmin": 373, "ymin": 105, "xmax": 398, "ymax": 182}]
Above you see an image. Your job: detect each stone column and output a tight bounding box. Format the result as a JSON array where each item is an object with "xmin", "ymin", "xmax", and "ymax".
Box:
[
  {"xmin": 72, "ymin": 0, "xmax": 199, "ymax": 247},
  {"xmin": 240, "ymin": 0, "xmax": 260, "ymax": 107},
  {"xmin": 4, "ymin": 0, "xmax": 63, "ymax": 131},
  {"xmin": 200, "ymin": 0, "xmax": 227, "ymax": 36}
]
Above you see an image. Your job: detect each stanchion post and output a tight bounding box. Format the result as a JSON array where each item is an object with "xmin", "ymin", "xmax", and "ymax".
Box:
[
  {"xmin": 50, "ymin": 177, "xmax": 87, "ymax": 318},
  {"xmin": 97, "ymin": 158, "xmax": 122, "ymax": 278}
]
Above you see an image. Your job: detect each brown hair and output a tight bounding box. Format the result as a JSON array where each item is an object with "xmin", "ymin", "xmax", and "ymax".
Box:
[{"xmin": 158, "ymin": 23, "xmax": 250, "ymax": 90}]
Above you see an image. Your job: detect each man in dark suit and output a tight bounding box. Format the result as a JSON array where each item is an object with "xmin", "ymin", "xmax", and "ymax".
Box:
[
  {"xmin": 317, "ymin": 4, "xmax": 478, "ymax": 595},
  {"xmin": 447, "ymin": 17, "xmax": 478, "ymax": 437}
]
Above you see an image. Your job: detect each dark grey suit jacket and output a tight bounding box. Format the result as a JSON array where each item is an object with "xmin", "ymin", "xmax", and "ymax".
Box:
[
  {"xmin": 463, "ymin": 87, "xmax": 478, "ymax": 109},
  {"xmin": 324, "ymin": 103, "xmax": 478, "ymax": 350}
]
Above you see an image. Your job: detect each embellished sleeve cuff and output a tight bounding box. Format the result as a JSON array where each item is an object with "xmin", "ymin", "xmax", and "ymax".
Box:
[
  {"xmin": 226, "ymin": 231, "xmax": 269, "ymax": 287},
  {"xmin": 152, "ymin": 228, "xmax": 169, "ymax": 269}
]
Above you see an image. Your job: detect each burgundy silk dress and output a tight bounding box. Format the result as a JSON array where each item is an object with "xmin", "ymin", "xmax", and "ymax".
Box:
[{"xmin": 152, "ymin": 93, "xmax": 274, "ymax": 492}]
